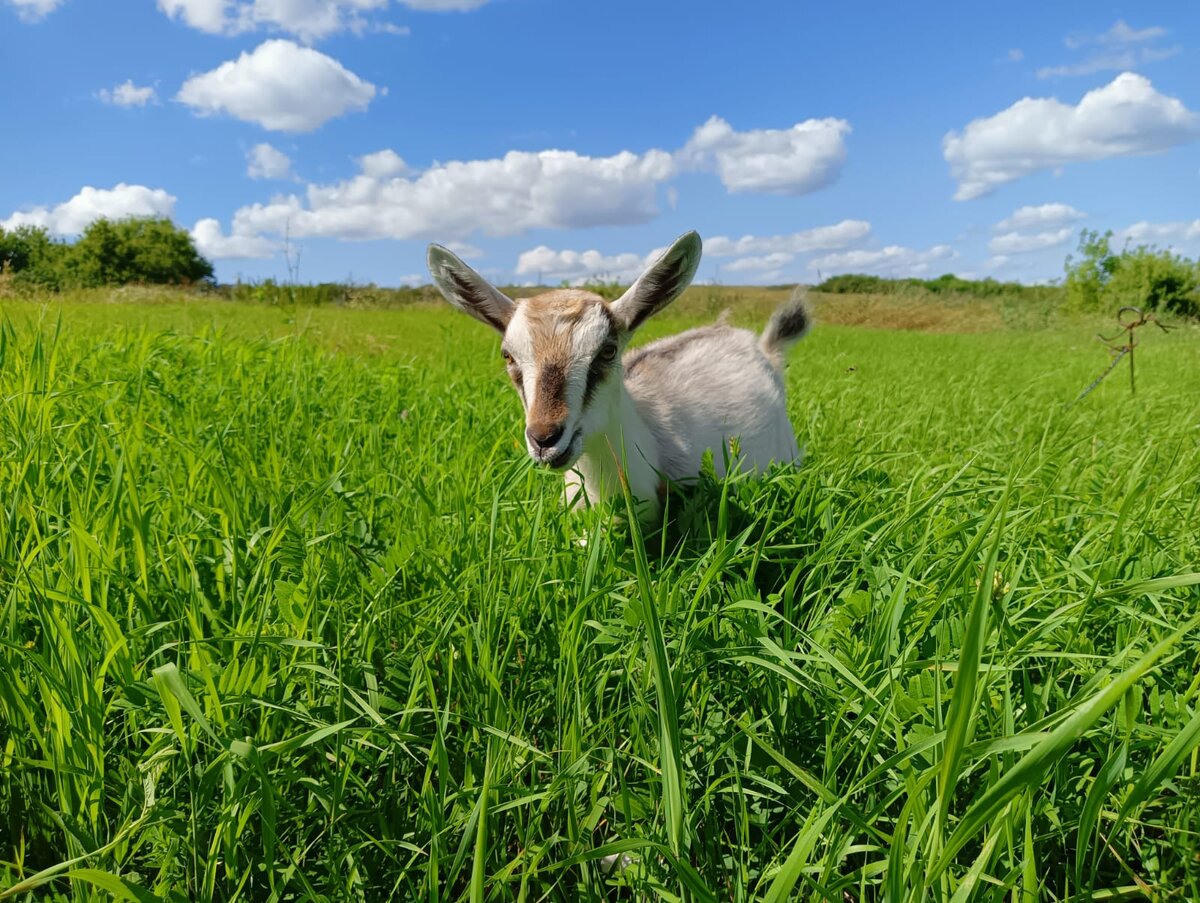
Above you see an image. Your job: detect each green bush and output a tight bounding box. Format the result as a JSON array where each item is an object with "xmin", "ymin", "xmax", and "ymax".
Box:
[
  {"xmin": 0, "ymin": 225, "xmax": 69, "ymax": 289},
  {"xmin": 814, "ymin": 272, "xmax": 1060, "ymax": 303},
  {"xmin": 0, "ymin": 217, "xmax": 213, "ymax": 290},
  {"xmin": 814, "ymin": 273, "xmax": 893, "ymax": 294},
  {"xmin": 65, "ymin": 217, "xmax": 214, "ymax": 287},
  {"xmin": 1065, "ymin": 229, "xmax": 1198, "ymax": 318}
]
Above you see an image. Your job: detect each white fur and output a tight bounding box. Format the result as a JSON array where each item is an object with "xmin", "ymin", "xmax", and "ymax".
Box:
[{"xmin": 569, "ymin": 323, "xmax": 802, "ymax": 521}]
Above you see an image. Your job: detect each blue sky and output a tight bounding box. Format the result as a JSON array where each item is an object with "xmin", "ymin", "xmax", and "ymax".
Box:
[{"xmin": 2, "ymin": 0, "xmax": 1198, "ymax": 286}]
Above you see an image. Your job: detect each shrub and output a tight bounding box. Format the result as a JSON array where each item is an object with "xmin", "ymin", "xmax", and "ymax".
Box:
[
  {"xmin": 814, "ymin": 274, "xmax": 893, "ymax": 295},
  {"xmin": 0, "ymin": 225, "xmax": 69, "ymax": 289},
  {"xmin": 0, "ymin": 217, "xmax": 213, "ymax": 290},
  {"xmin": 814, "ymin": 272, "xmax": 1061, "ymax": 304},
  {"xmin": 1065, "ymin": 229, "xmax": 1198, "ymax": 318},
  {"xmin": 65, "ymin": 217, "xmax": 214, "ymax": 287}
]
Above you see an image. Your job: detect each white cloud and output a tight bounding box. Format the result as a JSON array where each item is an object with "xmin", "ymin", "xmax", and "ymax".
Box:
[
  {"xmin": 514, "ymin": 246, "xmax": 653, "ymax": 283},
  {"xmin": 705, "ymin": 220, "xmax": 871, "ymax": 257},
  {"xmin": 1043, "ymin": 20, "xmax": 1177, "ymax": 79},
  {"xmin": 199, "ymin": 118, "xmax": 859, "ymax": 249},
  {"xmin": 984, "ymin": 255, "xmax": 1010, "ymax": 270},
  {"xmin": 191, "ymin": 218, "xmax": 279, "ymax": 259},
  {"xmin": 357, "ymin": 148, "xmax": 409, "ymax": 178},
  {"xmin": 97, "ymin": 80, "xmax": 159, "ymax": 107},
  {"xmin": 1066, "ymin": 20, "xmax": 1166, "ymax": 49},
  {"xmin": 1007, "ymin": 48, "xmax": 1024, "ymax": 62},
  {"xmin": 225, "ymin": 147, "xmax": 676, "ymax": 242},
  {"xmin": 159, "ymin": 0, "xmax": 398, "ymax": 42},
  {"xmin": 1118, "ymin": 219, "xmax": 1200, "ymax": 245},
  {"xmin": 988, "ymin": 228, "xmax": 1073, "ymax": 254},
  {"xmin": 158, "ymin": 0, "xmax": 228, "ymax": 32},
  {"xmin": 247, "ymin": 142, "xmax": 294, "ymax": 179},
  {"xmin": 679, "ymin": 115, "xmax": 850, "ymax": 195},
  {"xmin": 6, "ymin": 0, "xmax": 63, "ymax": 22},
  {"xmin": 723, "ymin": 253, "xmax": 794, "ymax": 274},
  {"xmin": 1, "ymin": 184, "xmax": 176, "ymax": 234},
  {"xmin": 176, "ymin": 39, "xmax": 377, "ymax": 132},
  {"xmin": 943, "ymin": 73, "xmax": 1200, "ymax": 200},
  {"xmin": 808, "ymin": 244, "xmax": 955, "ymax": 278},
  {"xmin": 444, "ymin": 240, "xmax": 482, "ymax": 258},
  {"xmin": 995, "ymin": 203, "xmax": 1086, "ymax": 231},
  {"xmin": 1037, "ymin": 46, "xmax": 1180, "ymax": 79},
  {"xmin": 397, "ymin": 0, "xmax": 491, "ymax": 9}
]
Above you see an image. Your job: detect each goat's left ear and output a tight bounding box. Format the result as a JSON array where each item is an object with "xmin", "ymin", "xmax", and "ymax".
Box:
[
  {"xmin": 610, "ymin": 231, "xmax": 702, "ymax": 333},
  {"xmin": 427, "ymin": 244, "xmax": 515, "ymax": 333}
]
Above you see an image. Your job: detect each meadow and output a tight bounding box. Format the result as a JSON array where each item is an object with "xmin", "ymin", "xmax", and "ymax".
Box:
[{"xmin": 0, "ymin": 289, "xmax": 1197, "ymax": 901}]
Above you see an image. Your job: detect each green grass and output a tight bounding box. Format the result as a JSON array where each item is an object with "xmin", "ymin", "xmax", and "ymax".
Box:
[{"xmin": 0, "ymin": 296, "xmax": 1198, "ymax": 901}]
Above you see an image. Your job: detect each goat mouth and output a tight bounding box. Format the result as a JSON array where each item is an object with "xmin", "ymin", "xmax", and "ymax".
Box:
[{"xmin": 542, "ymin": 430, "xmax": 582, "ymax": 471}]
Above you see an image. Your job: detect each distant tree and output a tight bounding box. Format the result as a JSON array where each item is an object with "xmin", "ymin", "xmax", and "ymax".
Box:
[
  {"xmin": 1065, "ymin": 229, "xmax": 1198, "ymax": 318},
  {"xmin": 0, "ymin": 225, "xmax": 68, "ymax": 288},
  {"xmin": 65, "ymin": 217, "xmax": 214, "ymax": 287}
]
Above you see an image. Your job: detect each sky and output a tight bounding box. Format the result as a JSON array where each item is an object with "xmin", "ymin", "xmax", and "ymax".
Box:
[{"xmin": 1, "ymin": 1, "xmax": 1198, "ymax": 287}]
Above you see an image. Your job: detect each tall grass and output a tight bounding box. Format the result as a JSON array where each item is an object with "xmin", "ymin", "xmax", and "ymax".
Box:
[{"xmin": 0, "ymin": 299, "xmax": 1197, "ymax": 900}]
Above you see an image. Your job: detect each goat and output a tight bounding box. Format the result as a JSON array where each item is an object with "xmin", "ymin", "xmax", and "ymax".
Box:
[{"xmin": 427, "ymin": 231, "xmax": 809, "ymax": 522}]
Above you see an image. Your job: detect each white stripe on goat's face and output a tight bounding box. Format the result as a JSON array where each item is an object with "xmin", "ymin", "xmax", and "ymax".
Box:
[{"xmin": 499, "ymin": 289, "xmax": 621, "ymax": 471}]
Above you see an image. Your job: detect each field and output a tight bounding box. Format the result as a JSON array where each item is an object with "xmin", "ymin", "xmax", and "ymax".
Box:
[{"xmin": 0, "ymin": 290, "xmax": 1198, "ymax": 901}]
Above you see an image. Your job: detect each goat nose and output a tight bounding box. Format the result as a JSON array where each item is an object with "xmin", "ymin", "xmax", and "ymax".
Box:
[{"xmin": 526, "ymin": 423, "xmax": 565, "ymax": 451}]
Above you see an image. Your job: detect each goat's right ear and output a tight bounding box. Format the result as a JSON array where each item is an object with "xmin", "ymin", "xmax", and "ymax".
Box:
[{"xmin": 427, "ymin": 244, "xmax": 515, "ymax": 333}]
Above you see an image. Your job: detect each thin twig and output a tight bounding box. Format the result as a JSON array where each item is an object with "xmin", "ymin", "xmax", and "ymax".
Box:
[{"xmin": 1069, "ymin": 306, "xmax": 1173, "ymax": 406}]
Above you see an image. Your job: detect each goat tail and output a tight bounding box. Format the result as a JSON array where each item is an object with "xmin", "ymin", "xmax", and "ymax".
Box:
[{"xmin": 759, "ymin": 287, "xmax": 811, "ymax": 369}]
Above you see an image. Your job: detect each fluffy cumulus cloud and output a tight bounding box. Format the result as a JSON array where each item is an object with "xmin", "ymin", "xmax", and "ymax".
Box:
[
  {"xmin": 995, "ymin": 203, "xmax": 1086, "ymax": 231},
  {"xmin": 705, "ymin": 220, "xmax": 871, "ymax": 257},
  {"xmin": 6, "ymin": 0, "xmax": 63, "ymax": 22},
  {"xmin": 700, "ymin": 221, "xmax": 872, "ymax": 281},
  {"xmin": 988, "ymin": 228, "xmax": 1074, "ymax": 254},
  {"xmin": 225, "ymin": 147, "xmax": 677, "ymax": 242},
  {"xmin": 943, "ymin": 73, "xmax": 1200, "ymax": 200},
  {"xmin": 808, "ymin": 244, "xmax": 955, "ymax": 278},
  {"xmin": 1119, "ymin": 219, "xmax": 1200, "ymax": 245},
  {"xmin": 191, "ymin": 218, "xmax": 279, "ymax": 259},
  {"xmin": 196, "ymin": 117, "xmax": 860, "ymax": 252},
  {"xmin": 1, "ymin": 184, "xmax": 176, "ymax": 234},
  {"xmin": 679, "ymin": 115, "xmax": 851, "ymax": 195},
  {"xmin": 722, "ymin": 253, "xmax": 794, "ymax": 274},
  {"xmin": 357, "ymin": 149, "xmax": 409, "ymax": 178},
  {"xmin": 176, "ymin": 39, "xmax": 377, "ymax": 132},
  {"xmin": 246, "ymin": 142, "xmax": 294, "ymax": 179},
  {"xmin": 512, "ymin": 222, "xmax": 871, "ymax": 286},
  {"xmin": 158, "ymin": 0, "xmax": 228, "ymax": 32},
  {"xmin": 987, "ymin": 204, "xmax": 1084, "ymax": 255},
  {"xmin": 159, "ymin": 0, "xmax": 405, "ymax": 42},
  {"xmin": 97, "ymin": 80, "xmax": 159, "ymax": 107},
  {"xmin": 514, "ymin": 246, "xmax": 654, "ymax": 283}
]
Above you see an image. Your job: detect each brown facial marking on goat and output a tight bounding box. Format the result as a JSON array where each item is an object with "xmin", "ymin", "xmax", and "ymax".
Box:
[{"xmin": 514, "ymin": 290, "xmax": 603, "ymax": 429}]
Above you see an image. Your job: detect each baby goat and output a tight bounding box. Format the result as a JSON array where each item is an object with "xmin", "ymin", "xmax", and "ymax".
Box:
[{"xmin": 427, "ymin": 231, "xmax": 809, "ymax": 522}]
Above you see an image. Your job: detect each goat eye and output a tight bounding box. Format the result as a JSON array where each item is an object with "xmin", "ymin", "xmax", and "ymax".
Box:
[
  {"xmin": 501, "ymin": 349, "xmax": 513, "ymax": 364},
  {"xmin": 599, "ymin": 344, "xmax": 617, "ymax": 364}
]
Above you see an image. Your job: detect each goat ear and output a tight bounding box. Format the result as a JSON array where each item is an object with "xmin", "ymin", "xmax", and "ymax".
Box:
[
  {"xmin": 610, "ymin": 231, "xmax": 702, "ymax": 333},
  {"xmin": 427, "ymin": 244, "xmax": 515, "ymax": 333}
]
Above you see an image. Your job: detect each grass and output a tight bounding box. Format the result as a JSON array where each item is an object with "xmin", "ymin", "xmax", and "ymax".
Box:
[{"xmin": 0, "ymin": 293, "xmax": 1197, "ymax": 901}]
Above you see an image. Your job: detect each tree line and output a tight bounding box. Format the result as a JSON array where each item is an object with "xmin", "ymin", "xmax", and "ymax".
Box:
[{"xmin": 2, "ymin": 217, "xmax": 1196, "ymax": 319}]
